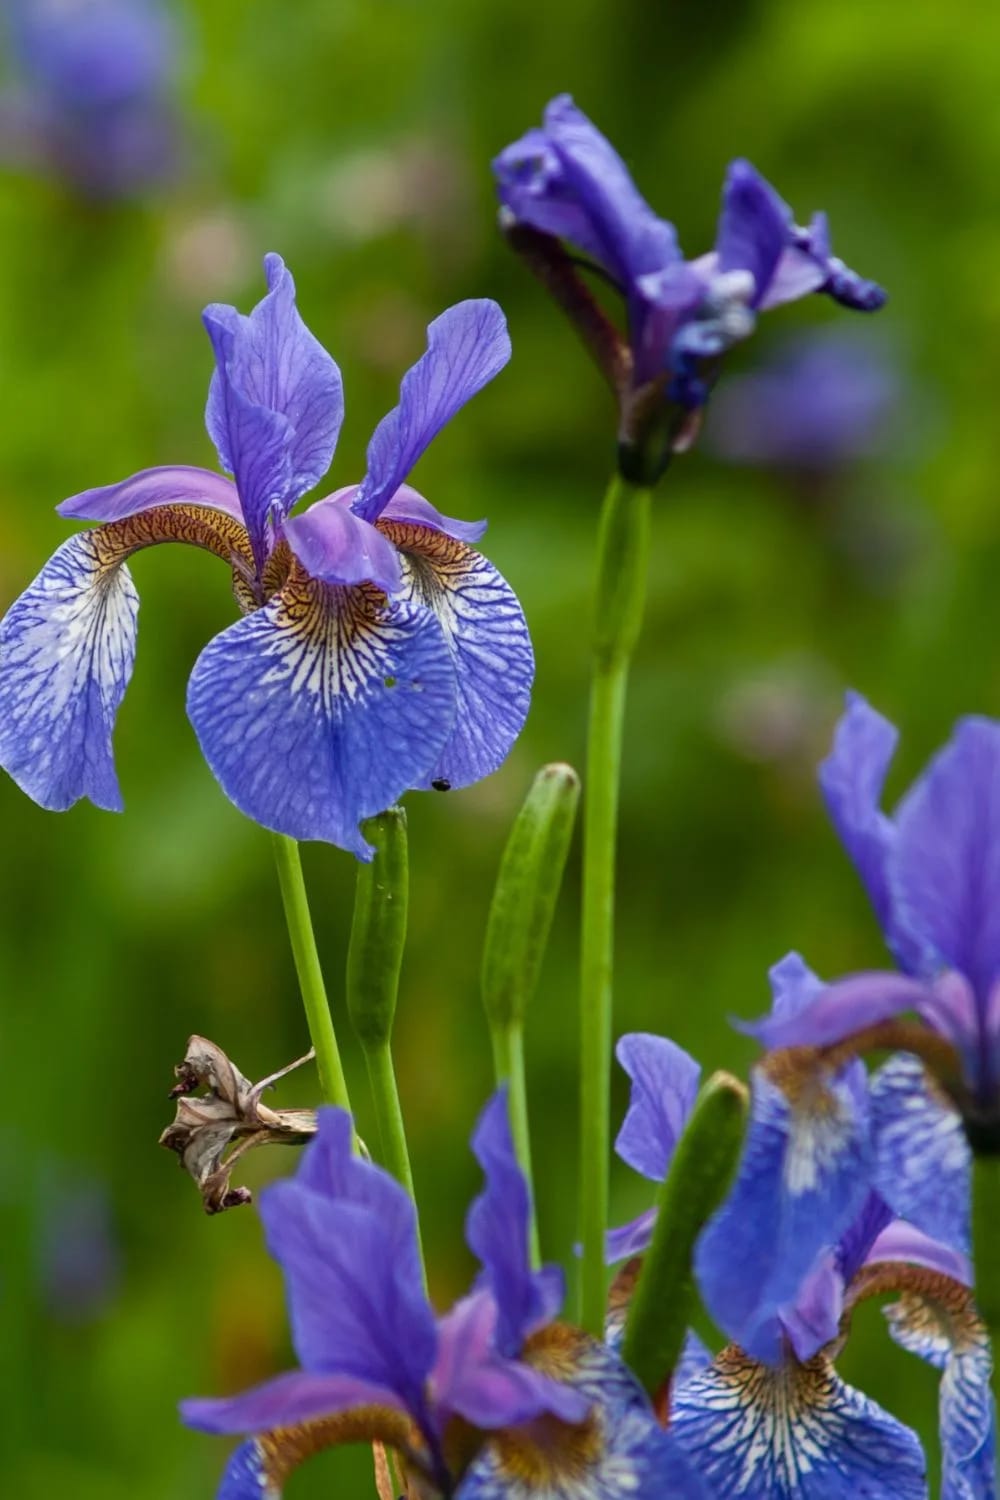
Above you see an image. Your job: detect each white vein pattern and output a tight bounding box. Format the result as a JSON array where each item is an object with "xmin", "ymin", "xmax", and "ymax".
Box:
[
  {"xmin": 217, "ymin": 1439, "xmax": 278, "ymax": 1499},
  {"xmin": 670, "ymin": 1349, "xmax": 927, "ymax": 1499},
  {"xmin": 871, "ymin": 1053, "xmax": 971, "ymax": 1252},
  {"xmin": 885, "ymin": 1287, "xmax": 995, "ymax": 1500},
  {"xmin": 385, "ymin": 521, "xmax": 534, "ymax": 789},
  {"xmin": 187, "ymin": 569, "xmax": 457, "ymax": 855},
  {"xmin": 0, "ymin": 531, "xmax": 138, "ymax": 811}
]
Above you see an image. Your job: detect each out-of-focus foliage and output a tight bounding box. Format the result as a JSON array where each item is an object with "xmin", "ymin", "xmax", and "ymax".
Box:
[{"xmin": 0, "ymin": 0, "xmax": 991, "ymax": 1492}]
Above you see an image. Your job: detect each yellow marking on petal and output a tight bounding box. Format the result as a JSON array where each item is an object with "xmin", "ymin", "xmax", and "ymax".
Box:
[{"xmin": 377, "ymin": 519, "xmax": 470, "ymax": 576}]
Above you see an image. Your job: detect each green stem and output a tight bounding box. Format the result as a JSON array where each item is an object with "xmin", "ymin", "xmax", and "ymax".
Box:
[
  {"xmin": 579, "ymin": 473, "xmax": 652, "ymax": 1336},
  {"xmin": 621, "ymin": 1072, "xmax": 748, "ymax": 1397},
  {"xmin": 490, "ymin": 1022, "xmax": 540, "ymax": 1267},
  {"xmin": 364, "ymin": 1041, "xmax": 418, "ymax": 1201},
  {"xmin": 270, "ymin": 832, "xmax": 351, "ymax": 1110},
  {"xmin": 972, "ymin": 1153, "xmax": 1000, "ymax": 1409}
]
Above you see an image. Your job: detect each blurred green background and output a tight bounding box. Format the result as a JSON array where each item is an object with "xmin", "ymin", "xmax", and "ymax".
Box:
[{"xmin": 0, "ymin": 0, "xmax": 994, "ymax": 1493}]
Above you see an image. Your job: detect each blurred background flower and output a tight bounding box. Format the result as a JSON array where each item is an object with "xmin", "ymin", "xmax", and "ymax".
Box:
[{"xmin": 0, "ymin": 0, "xmax": 183, "ymax": 200}]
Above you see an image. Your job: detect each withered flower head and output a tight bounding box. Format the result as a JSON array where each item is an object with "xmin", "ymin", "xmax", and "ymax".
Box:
[{"xmin": 159, "ymin": 1035, "xmax": 317, "ymax": 1213}]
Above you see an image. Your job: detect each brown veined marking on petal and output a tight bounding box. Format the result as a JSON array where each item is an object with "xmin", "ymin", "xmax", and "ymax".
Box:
[
  {"xmin": 481, "ymin": 1323, "xmax": 603, "ymax": 1487},
  {"xmin": 261, "ymin": 536, "xmax": 294, "ymax": 602},
  {"xmin": 258, "ymin": 1406, "xmax": 428, "ymax": 1490},
  {"xmin": 845, "ymin": 1262, "xmax": 985, "ymax": 1355},
  {"xmin": 273, "ymin": 562, "xmax": 394, "ymax": 711},
  {"xmin": 88, "ymin": 503, "xmax": 258, "ymax": 613},
  {"xmin": 376, "ymin": 519, "xmax": 473, "ymax": 608}
]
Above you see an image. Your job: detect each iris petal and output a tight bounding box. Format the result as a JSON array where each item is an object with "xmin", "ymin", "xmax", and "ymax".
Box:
[
  {"xmin": 884, "ymin": 1279, "xmax": 995, "ymax": 1500},
  {"xmin": 0, "ymin": 531, "xmax": 138, "ymax": 812},
  {"xmin": 186, "ymin": 564, "xmax": 457, "ymax": 857},
  {"xmin": 205, "ymin": 253, "xmax": 344, "ymax": 502},
  {"xmin": 818, "ymin": 692, "xmax": 902, "ymax": 955},
  {"xmin": 670, "ymin": 1347, "xmax": 927, "ymax": 1499},
  {"xmin": 891, "ymin": 716, "xmax": 1000, "ymax": 998},
  {"xmin": 381, "ymin": 521, "xmax": 533, "ymax": 790},
  {"xmin": 871, "ymin": 1054, "xmax": 970, "ymax": 1253},
  {"xmin": 456, "ymin": 1330, "xmax": 709, "ymax": 1499},
  {"xmin": 465, "ymin": 1089, "xmax": 564, "ymax": 1358},
  {"xmin": 181, "ymin": 1369, "xmax": 408, "ymax": 1436},
  {"xmin": 58, "ymin": 464, "xmax": 243, "ymax": 523},
  {"xmin": 695, "ymin": 1065, "xmax": 870, "ymax": 1365},
  {"xmin": 0, "ymin": 502, "xmax": 253, "ymax": 813},
  {"xmin": 283, "ymin": 496, "xmax": 401, "ymax": 593},
  {"xmin": 716, "ymin": 160, "xmax": 792, "ymax": 307},
  {"xmin": 352, "ymin": 301, "xmax": 511, "ymax": 524},
  {"xmin": 614, "ymin": 1032, "xmax": 701, "ymax": 1182}
]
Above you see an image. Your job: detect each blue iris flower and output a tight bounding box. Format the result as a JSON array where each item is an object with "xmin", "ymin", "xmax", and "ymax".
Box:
[
  {"xmin": 607, "ymin": 1033, "xmax": 995, "ymax": 1499},
  {"xmin": 182, "ymin": 1090, "xmax": 707, "ymax": 1499},
  {"xmin": 740, "ymin": 694, "xmax": 1000, "ymax": 1242},
  {"xmin": 494, "ymin": 95, "xmax": 885, "ymax": 413},
  {"xmin": 0, "ymin": 255, "xmax": 534, "ymax": 858}
]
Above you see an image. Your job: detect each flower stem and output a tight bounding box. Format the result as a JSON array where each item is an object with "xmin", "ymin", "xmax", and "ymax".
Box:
[
  {"xmin": 579, "ymin": 472, "xmax": 652, "ymax": 1336},
  {"xmin": 972, "ymin": 1152, "xmax": 1000, "ymax": 1409},
  {"xmin": 364, "ymin": 1041, "xmax": 418, "ymax": 1202},
  {"xmin": 490, "ymin": 1022, "xmax": 540, "ymax": 1267},
  {"xmin": 270, "ymin": 832, "xmax": 351, "ymax": 1111}
]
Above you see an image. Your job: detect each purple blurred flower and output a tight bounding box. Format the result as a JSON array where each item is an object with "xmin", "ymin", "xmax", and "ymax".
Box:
[
  {"xmin": 494, "ymin": 96, "xmax": 884, "ymax": 474},
  {"xmin": 183, "ymin": 1091, "xmax": 703, "ymax": 1499},
  {"xmin": 608, "ymin": 1035, "xmax": 993, "ymax": 1498},
  {"xmin": 0, "ymin": 254, "xmax": 533, "ymax": 858},
  {"xmin": 744, "ymin": 695, "xmax": 1000, "ymax": 1153},
  {"xmin": 40, "ymin": 1175, "xmax": 119, "ymax": 1321},
  {"xmin": 705, "ymin": 331, "xmax": 900, "ymax": 473},
  {"xmin": 0, "ymin": 0, "xmax": 181, "ymax": 200}
]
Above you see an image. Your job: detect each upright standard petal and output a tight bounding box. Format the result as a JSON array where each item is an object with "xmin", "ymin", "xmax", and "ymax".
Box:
[
  {"xmin": 204, "ymin": 253, "xmax": 345, "ymax": 572},
  {"xmin": 186, "ymin": 565, "xmax": 457, "ymax": 857},
  {"xmin": 614, "ymin": 1033, "xmax": 701, "ymax": 1182},
  {"xmin": 465, "ymin": 1089, "xmax": 564, "ymax": 1359},
  {"xmin": 715, "ymin": 160, "xmax": 792, "ymax": 307},
  {"xmin": 381, "ymin": 520, "xmax": 533, "ymax": 790},
  {"xmin": 258, "ymin": 1111, "xmax": 438, "ymax": 1400},
  {"xmin": 352, "ymin": 302, "xmax": 511, "ymax": 524},
  {"xmin": 871, "ymin": 1053, "xmax": 970, "ymax": 1253},
  {"xmin": 670, "ymin": 1347, "xmax": 927, "ymax": 1499},
  {"xmin": 0, "ymin": 531, "xmax": 138, "ymax": 812},
  {"xmin": 819, "ymin": 692, "xmax": 901, "ymax": 950},
  {"xmin": 695, "ymin": 1064, "xmax": 870, "ymax": 1365},
  {"xmin": 891, "ymin": 716, "xmax": 1000, "ymax": 999}
]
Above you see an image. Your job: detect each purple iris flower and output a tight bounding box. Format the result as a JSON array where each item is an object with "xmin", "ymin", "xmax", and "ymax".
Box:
[
  {"xmin": 705, "ymin": 330, "xmax": 900, "ymax": 473},
  {"xmin": 608, "ymin": 1035, "xmax": 994, "ymax": 1499},
  {"xmin": 183, "ymin": 1090, "xmax": 704, "ymax": 1499},
  {"xmin": 0, "ymin": 0, "xmax": 180, "ymax": 200},
  {"xmin": 493, "ymin": 95, "xmax": 884, "ymax": 465},
  {"xmin": 745, "ymin": 693, "xmax": 1000, "ymax": 1154},
  {"xmin": 0, "ymin": 255, "xmax": 533, "ymax": 858}
]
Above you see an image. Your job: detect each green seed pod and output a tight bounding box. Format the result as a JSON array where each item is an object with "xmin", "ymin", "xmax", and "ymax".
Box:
[
  {"xmin": 622, "ymin": 1071, "xmax": 749, "ymax": 1399},
  {"xmin": 481, "ymin": 763, "xmax": 581, "ymax": 1034},
  {"xmin": 346, "ymin": 806, "xmax": 409, "ymax": 1050}
]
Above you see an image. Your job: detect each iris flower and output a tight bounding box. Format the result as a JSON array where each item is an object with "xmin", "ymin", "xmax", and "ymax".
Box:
[
  {"xmin": 493, "ymin": 96, "xmax": 884, "ymax": 475},
  {"xmin": 182, "ymin": 1091, "xmax": 706, "ymax": 1499},
  {"xmin": 742, "ymin": 695, "xmax": 999, "ymax": 1236},
  {"xmin": 0, "ymin": 255, "xmax": 533, "ymax": 857},
  {"xmin": 607, "ymin": 1034, "xmax": 994, "ymax": 1499}
]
